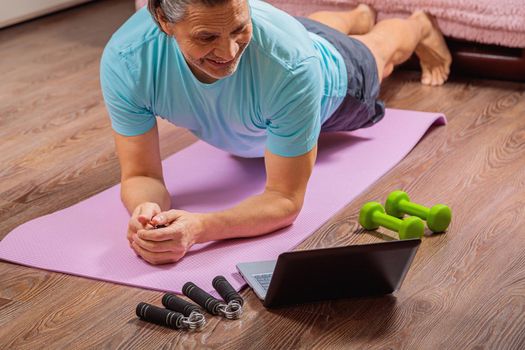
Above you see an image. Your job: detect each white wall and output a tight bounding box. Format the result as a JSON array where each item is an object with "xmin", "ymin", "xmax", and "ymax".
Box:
[{"xmin": 0, "ymin": 0, "xmax": 94, "ymax": 28}]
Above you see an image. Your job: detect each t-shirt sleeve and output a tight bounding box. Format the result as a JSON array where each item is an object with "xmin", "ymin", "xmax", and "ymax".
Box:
[
  {"xmin": 99, "ymin": 47, "xmax": 156, "ymax": 136},
  {"xmin": 263, "ymin": 57, "xmax": 323, "ymax": 157}
]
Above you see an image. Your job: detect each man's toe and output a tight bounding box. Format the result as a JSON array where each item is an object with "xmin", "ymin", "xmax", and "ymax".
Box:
[{"xmin": 421, "ymin": 67, "xmax": 432, "ymax": 85}]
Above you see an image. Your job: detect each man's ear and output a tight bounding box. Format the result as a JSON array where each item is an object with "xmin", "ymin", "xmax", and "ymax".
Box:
[{"xmin": 156, "ymin": 8, "xmax": 176, "ymax": 36}]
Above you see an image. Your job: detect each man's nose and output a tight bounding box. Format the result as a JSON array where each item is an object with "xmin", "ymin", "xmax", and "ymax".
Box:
[{"xmin": 214, "ymin": 38, "xmax": 238, "ymax": 61}]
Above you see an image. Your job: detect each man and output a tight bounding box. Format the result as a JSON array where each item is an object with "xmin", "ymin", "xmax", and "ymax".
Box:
[{"xmin": 100, "ymin": 0, "xmax": 451, "ymax": 265}]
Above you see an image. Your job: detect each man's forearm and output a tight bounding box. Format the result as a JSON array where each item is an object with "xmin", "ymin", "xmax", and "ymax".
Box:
[
  {"xmin": 121, "ymin": 176, "xmax": 171, "ymax": 214},
  {"xmin": 197, "ymin": 190, "xmax": 302, "ymax": 243}
]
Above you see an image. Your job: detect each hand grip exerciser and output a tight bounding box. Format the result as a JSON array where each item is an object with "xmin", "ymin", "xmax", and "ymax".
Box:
[
  {"xmin": 183, "ymin": 279, "xmax": 243, "ymax": 319},
  {"xmin": 162, "ymin": 293, "xmax": 206, "ymax": 329},
  {"xmin": 182, "ymin": 282, "xmax": 223, "ymax": 315},
  {"xmin": 136, "ymin": 302, "xmax": 188, "ymax": 330},
  {"xmin": 212, "ymin": 275, "xmax": 244, "ymax": 307}
]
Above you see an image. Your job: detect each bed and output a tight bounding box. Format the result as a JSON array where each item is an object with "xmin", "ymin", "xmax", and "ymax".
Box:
[{"xmin": 134, "ymin": 0, "xmax": 525, "ymax": 81}]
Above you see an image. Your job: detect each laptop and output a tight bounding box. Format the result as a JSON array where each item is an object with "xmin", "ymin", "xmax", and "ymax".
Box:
[{"xmin": 236, "ymin": 239, "xmax": 421, "ymax": 308}]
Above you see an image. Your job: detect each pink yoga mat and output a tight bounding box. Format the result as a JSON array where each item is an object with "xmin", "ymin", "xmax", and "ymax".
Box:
[{"xmin": 0, "ymin": 109, "xmax": 445, "ymax": 295}]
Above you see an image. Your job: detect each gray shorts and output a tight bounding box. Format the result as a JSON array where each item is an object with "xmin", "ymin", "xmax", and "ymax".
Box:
[{"xmin": 295, "ymin": 17, "xmax": 385, "ymax": 132}]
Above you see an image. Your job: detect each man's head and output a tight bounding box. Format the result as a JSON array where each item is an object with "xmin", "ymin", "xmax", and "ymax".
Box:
[{"xmin": 149, "ymin": 0, "xmax": 252, "ymax": 83}]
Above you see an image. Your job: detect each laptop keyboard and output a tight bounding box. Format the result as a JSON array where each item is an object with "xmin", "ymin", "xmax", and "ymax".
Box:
[{"xmin": 253, "ymin": 273, "xmax": 273, "ymax": 291}]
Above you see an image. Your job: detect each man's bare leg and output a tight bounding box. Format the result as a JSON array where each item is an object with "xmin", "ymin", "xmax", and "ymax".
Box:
[
  {"xmin": 307, "ymin": 4, "xmax": 376, "ymax": 35},
  {"xmin": 351, "ymin": 11, "xmax": 452, "ymax": 86}
]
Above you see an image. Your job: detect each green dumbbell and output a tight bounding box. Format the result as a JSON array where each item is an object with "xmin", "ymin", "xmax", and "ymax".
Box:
[
  {"xmin": 359, "ymin": 202, "xmax": 424, "ymax": 240},
  {"xmin": 385, "ymin": 190, "xmax": 451, "ymax": 233}
]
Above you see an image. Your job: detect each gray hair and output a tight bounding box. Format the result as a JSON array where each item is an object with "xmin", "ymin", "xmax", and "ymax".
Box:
[{"xmin": 148, "ymin": 0, "xmax": 231, "ymax": 27}]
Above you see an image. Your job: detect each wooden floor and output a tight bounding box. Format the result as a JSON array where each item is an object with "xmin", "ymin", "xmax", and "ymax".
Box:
[{"xmin": 1, "ymin": 0, "xmax": 524, "ymax": 348}]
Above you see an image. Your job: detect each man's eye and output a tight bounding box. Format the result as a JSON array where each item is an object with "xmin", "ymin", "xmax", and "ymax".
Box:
[
  {"xmin": 199, "ymin": 36, "xmax": 216, "ymax": 42},
  {"xmin": 233, "ymin": 26, "xmax": 246, "ymax": 35}
]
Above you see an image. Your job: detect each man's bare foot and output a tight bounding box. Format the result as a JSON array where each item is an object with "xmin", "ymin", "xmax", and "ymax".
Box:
[
  {"xmin": 412, "ymin": 11, "xmax": 452, "ymax": 86},
  {"xmin": 350, "ymin": 4, "xmax": 376, "ymax": 35}
]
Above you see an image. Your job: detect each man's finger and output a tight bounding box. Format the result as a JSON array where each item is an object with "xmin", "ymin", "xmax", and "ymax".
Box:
[
  {"xmin": 133, "ymin": 234, "xmax": 175, "ymax": 253},
  {"xmin": 128, "ymin": 218, "xmax": 142, "ymax": 243},
  {"xmin": 129, "ymin": 240, "xmax": 141, "ymax": 257},
  {"xmin": 131, "ymin": 241, "xmax": 181, "ymax": 265},
  {"xmin": 137, "ymin": 225, "xmax": 180, "ymax": 241},
  {"xmin": 137, "ymin": 203, "xmax": 161, "ymax": 226},
  {"xmin": 151, "ymin": 209, "xmax": 185, "ymax": 227},
  {"xmin": 128, "ymin": 216, "xmax": 143, "ymax": 231},
  {"xmin": 137, "ymin": 216, "xmax": 150, "ymax": 226}
]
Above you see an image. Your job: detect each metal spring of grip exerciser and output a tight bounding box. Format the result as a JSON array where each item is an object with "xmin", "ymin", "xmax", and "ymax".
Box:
[
  {"xmin": 182, "ymin": 276, "xmax": 244, "ymax": 320},
  {"xmin": 136, "ymin": 302, "xmax": 204, "ymax": 330},
  {"xmin": 161, "ymin": 293, "xmax": 207, "ymax": 330},
  {"xmin": 212, "ymin": 275, "xmax": 244, "ymax": 318}
]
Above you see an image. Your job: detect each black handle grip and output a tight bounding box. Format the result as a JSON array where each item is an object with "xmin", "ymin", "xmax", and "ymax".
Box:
[
  {"xmin": 212, "ymin": 275, "xmax": 244, "ymax": 306},
  {"xmin": 136, "ymin": 302, "xmax": 184, "ymax": 329},
  {"xmin": 182, "ymin": 282, "xmax": 223, "ymax": 315},
  {"xmin": 162, "ymin": 293, "xmax": 202, "ymax": 317}
]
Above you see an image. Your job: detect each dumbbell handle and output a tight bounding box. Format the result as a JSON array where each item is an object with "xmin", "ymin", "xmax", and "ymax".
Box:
[
  {"xmin": 372, "ymin": 211, "xmax": 403, "ymax": 232},
  {"xmin": 182, "ymin": 282, "xmax": 223, "ymax": 315},
  {"xmin": 398, "ymin": 199, "xmax": 429, "ymax": 219}
]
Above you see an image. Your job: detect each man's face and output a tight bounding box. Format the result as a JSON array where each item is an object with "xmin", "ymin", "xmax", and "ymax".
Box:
[{"xmin": 161, "ymin": 0, "xmax": 252, "ymax": 84}]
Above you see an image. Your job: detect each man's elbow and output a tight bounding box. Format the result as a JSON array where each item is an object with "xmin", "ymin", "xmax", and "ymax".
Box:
[{"xmin": 280, "ymin": 195, "xmax": 304, "ymax": 227}]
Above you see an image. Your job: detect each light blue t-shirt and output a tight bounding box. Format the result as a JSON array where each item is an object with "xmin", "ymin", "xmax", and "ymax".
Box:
[{"xmin": 100, "ymin": 0, "xmax": 347, "ymax": 158}]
